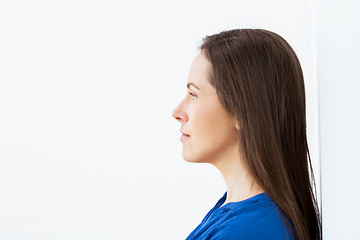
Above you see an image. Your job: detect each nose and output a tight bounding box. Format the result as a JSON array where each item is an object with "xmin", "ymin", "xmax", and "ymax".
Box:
[{"xmin": 171, "ymin": 99, "xmax": 188, "ymax": 122}]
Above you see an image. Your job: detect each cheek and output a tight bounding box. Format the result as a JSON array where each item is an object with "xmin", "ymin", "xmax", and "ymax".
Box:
[
  {"xmin": 191, "ymin": 103, "xmax": 219, "ymax": 140},
  {"xmin": 193, "ymin": 101, "xmax": 233, "ymax": 139},
  {"xmin": 183, "ymin": 102, "xmax": 238, "ymax": 163}
]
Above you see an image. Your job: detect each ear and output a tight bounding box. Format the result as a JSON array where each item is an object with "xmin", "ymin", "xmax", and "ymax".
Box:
[{"xmin": 232, "ymin": 116, "xmax": 240, "ymax": 131}]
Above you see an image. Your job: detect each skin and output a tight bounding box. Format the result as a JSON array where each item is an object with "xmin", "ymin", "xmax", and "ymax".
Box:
[{"xmin": 171, "ymin": 51, "xmax": 264, "ymax": 205}]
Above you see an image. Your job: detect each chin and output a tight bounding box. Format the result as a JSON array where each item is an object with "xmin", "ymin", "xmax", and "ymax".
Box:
[
  {"xmin": 182, "ymin": 152, "xmax": 198, "ymax": 163},
  {"xmin": 182, "ymin": 150, "xmax": 209, "ymax": 163},
  {"xmin": 182, "ymin": 154, "xmax": 195, "ymax": 163}
]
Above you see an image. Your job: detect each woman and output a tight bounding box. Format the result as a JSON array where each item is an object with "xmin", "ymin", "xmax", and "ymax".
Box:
[{"xmin": 172, "ymin": 29, "xmax": 321, "ymax": 240}]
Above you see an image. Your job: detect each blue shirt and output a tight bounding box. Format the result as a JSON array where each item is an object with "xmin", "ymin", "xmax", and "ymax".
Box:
[{"xmin": 186, "ymin": 192, "xmax": 295, "ymax": 240}]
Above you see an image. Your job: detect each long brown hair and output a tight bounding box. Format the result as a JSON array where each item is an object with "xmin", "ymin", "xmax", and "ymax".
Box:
[{"xmin": 200, "ymin": 29, "xmax": 321, "ymax": 240}]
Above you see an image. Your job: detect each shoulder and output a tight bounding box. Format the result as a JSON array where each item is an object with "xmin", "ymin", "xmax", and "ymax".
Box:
[{"xmin": 212, "ymin": 194, "xmax": 294, "ymax": 240}]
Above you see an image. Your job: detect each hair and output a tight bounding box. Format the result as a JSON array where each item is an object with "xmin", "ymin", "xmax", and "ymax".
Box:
[{"xmin": 200, "ymin": 29, "xmax": 321, "ymax": 240}]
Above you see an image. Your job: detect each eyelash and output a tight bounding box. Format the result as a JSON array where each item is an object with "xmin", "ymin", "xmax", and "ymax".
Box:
[{"xmin": 188, "ymin": 92, "xmax": 197, "ymax": 100}]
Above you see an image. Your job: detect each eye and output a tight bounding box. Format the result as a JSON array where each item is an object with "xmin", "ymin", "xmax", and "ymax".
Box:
[{"xmin": 188, "ymin": 92, "xmax": 197, "ymax": 101}]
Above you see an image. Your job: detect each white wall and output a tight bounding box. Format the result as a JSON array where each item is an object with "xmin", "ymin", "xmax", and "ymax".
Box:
[
  {"xmin": 0, "ymin": 0, "xmax": 319, "ymax": 239},
  {"xmin": 318, "ymin": 0, "xmax": 360, "ymax": 239}
]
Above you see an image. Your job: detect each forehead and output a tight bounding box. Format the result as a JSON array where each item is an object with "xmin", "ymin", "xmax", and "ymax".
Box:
[{"xmin": 187, "ymin": 52, "xmax": 212, "ymax": 87}]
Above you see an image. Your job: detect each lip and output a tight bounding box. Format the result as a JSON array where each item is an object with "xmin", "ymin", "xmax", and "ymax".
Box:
[
  {"xmin": 180, "ymin": 134, "xmax": 190, "ymax": 141},
  {"xmin": 180, "ymin": 130, "xmax": 190, "ymax": 135},
  {"xmin": 180, "ymin": 130, "xmax": 191, "ymax": 141}
]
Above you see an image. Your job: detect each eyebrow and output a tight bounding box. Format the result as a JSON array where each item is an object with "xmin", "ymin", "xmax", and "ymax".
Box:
[{"xmin": 187, "ymin": 82, "xmax": 200, "ymax": 90}]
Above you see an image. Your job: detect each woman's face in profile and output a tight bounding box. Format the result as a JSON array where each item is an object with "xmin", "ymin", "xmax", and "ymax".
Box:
[{"xmin": 172, "ymin": 52, "xmax": 239, "ymax": 164}]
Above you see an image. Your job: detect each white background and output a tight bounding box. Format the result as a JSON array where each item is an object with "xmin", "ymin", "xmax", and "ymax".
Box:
[
  {"xmin": 318, "ymin": 0, "xmax": 360, "ymax": 239},
  {"xmin": 0, "ymin": 0, "xmax": 356, "ymax": 239}
]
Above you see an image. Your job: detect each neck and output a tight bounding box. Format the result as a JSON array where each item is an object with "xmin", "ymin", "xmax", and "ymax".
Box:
[{"xmin": 213, "ymin": 150, "xmax": 264, "ymax": 206}]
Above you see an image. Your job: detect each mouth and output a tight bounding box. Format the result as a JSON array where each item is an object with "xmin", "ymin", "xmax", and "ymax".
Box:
[{"xmin": 180, "ymin": 130, "xmax": 191, "ymax": 141}]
